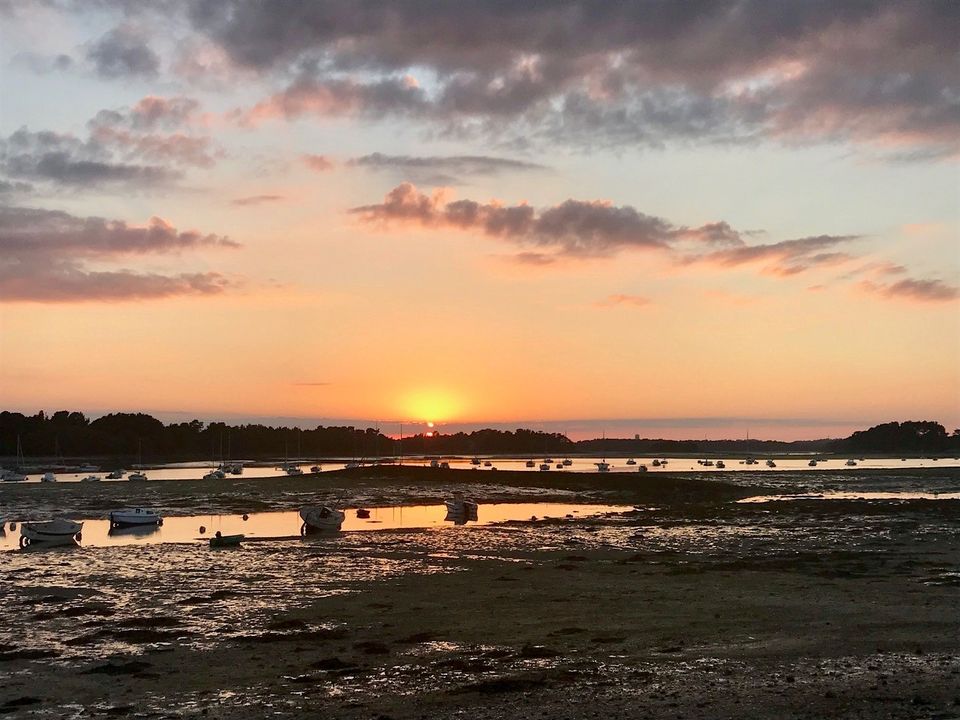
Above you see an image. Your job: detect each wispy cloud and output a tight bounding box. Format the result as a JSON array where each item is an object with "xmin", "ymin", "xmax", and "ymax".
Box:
[
  {"xmin": 349, "ymin": 153, "xmax": 546, "ymax": 185},
  {"xmin": 596, "ymin": 294, "xmax": 651, "ymax": 308},
  {"xmin": 859, "ymin": 278, "xmax": 959, "ymax": 303},
  {"xmin": 0, "ymin": 205, "xmax": 238, "ymax": 303},
  {"xmin": 232, "ymin": 194, "xmax": 284, "ymax": 206}
]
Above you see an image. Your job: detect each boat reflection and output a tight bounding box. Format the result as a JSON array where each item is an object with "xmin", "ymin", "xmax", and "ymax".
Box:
[{"xmin": 108, "ymin": 523, "xmax": 161, "ymax": 538}]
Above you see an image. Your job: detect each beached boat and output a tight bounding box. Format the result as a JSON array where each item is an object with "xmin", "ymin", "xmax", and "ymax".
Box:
[
  {"xmin": 19, "ymin": 518, "xmax": 83, "ymax": 548},
  {"xmin": 562, "ymin": 458, "xmax": 573, "ymax": 466},
  {"xmin": 128, "ymin": 471, "xmax": 148, "ymax": 482},
  {"xmin": 80, "ymin": 475, "xmax": 101, "ymax": 482},
  {"xmin": 209, "ymin": 532, "xmax": 244, "ymax": 548},
  {"xmin": 539, "ymin": 463, "xmax": 550, "ymax": 471},
  {"xmin": 651, "ymin": 459, "xmax": 661, "ymax": 467},
  {"xmin": 310, "ymin": 465, "xmax": 322, "ymax": 473},
  {"xmin": 626, "ymin": 458, "xmax": 637, "ymax": 465},
  {"xmin": 109, "ymin": 508, "xmax": 163, "ymax": 528},
  {"xmin": 300, "ymin": 506, "xmax": 345, "ymax": 534},
  {"xmin": 471, "ymin": 458, "xmax": 481, "ymax": 466},
  {"xmin": 638, "ymin": 464, "xmax": 648, "ymax": 472},
  {"xmin": 483, "ymin": 461, "xmax": 492, "ymax": 467},
  {"xmin": 203, "ymin": 469, "xmax": 226, "ymax": 480},
  {"xmin": 716, "ymin": 461, "xmax": 725, "ymax": 469},
  {"xmin": 766, "ymin": 460, "xmax": 776, "ymax": 468},
  {"xmin": 845, "ymin": 459, "xmax": 857, "ymax": 466},
  {"xmin": 525, "ymin": 460, "xmax": 535, "ymax": 467},
  {"xmin": 3, "ymin": 470, "xmax": 28, "ymax": 482},
  {"xmin": 40, "ymin": 472, "xmax": 57, "ymax": 483},
  {"xmin": 808, "ymin": 459, "xmax": 818, "ymax": 467},
  {"xmin": 595, "ymin": 461, "xmax": 611, "ymax": 472},
  {"xmin": 444, "ymin": 495, "xmax": 479, "ymax": 520},
  {"xmin": 106, "ymin": 470, "xmax": 124, "ymax": 479}
]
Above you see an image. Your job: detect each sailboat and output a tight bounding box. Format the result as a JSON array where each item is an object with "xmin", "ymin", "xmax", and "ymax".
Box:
[
  {"xmin": 2, "ymin": 436, "xmax": 28, "ymax": 481},
  {"xmin": 128, "ymin": 440, "xmax": 148, "ymax": 481},
  {"xmin": 595, "ymin": 432, "xmax": 610, "ymax": 472}
]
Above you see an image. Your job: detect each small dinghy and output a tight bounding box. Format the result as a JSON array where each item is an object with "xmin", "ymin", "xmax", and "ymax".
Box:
[
  {"xmin": 300, "ymin": 506, "xmax": 345, "ymax": 534},
  {"xmin": 20, "ymin": 518, "xmax": 83, "ymax": 548},
  {"xmin": 209, "ymin": 531, "xmax": 244, "ymax": 548},
  {"xmin": 109, "ymin": 508, "xmax": 163, "ymax": 528},
  {"xmin": 444, "ymin": 495, "xmax": 479, "ymax": 521}
]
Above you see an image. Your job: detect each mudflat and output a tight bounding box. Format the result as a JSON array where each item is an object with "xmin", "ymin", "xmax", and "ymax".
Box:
[{"xmin": 1, "ymin": 468, "xmax": 958, "ymax": 718}]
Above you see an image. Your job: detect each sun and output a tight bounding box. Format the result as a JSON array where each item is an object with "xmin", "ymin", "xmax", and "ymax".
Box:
[{"xmin": 401, "ymin": 389, "xmax": 462, "ymax": 423}]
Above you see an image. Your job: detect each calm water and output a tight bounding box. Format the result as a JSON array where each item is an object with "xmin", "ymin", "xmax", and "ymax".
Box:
[
  {"xmin": 6, "ymin": 454, "xmax": 959, "ymax": 483},
  {"xmin": 0, "ymin": 503, "xmax": 631, "ymax": 552}
]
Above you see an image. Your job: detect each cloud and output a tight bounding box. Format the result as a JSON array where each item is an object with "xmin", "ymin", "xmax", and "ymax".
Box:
[
  {"xmin": 691, "ymin": 235, "xmax": 860, "ymax": 276},
  {"xmin": 232, "ymin": 194, "xmax": 284, "ymax": 206},
  {"xmin": 1, "ymin": 97, "xmax": 219, "ymax": 190},
  {"xmin": 301, "ymin": 154, "xmax": 334, "ymax": 172},
  {"xmin": 86, "ymin": 25, "xmax": 160, "ymax": 80},
  {"xmin": 180, "ymin": 2, "xmax": 958, "ymax": 159},
  {"xmin": 596, "ymin": 294, "xmax": 651, "ymax": 308},
  {"xmin": 11, "ymin": 51, "xmax": 73, "ymax": 74},
  {"xmin": 0, "ymin": 179, "xmax": 33, "ymax": 194},
  {"xmin": 0, "ymin": 205, "xmax": 238, "ymax": 303},
  {"xmin": 349, "ymin": 152, "xmax": 546, "ymax": 185},
  {"xmin": 859, "ymin": 278, "xmax": 959, "ymax": 303},
  {"xmin": 351, "ymin": 182, "xmax": 726, "ymax": 257}
]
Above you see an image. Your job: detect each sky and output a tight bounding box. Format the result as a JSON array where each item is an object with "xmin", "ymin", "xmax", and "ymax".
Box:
[{"xmin": 0, "ymin": 1, "xmax": 958, "ymax": 440}]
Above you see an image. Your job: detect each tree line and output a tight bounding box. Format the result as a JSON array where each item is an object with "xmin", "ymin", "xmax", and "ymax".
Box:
[{"xmin": 0, "ymin": 411, "xmax": 957, "ymax": 463}]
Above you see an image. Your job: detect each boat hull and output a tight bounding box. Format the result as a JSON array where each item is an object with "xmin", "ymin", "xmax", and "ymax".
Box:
[
  {"xmin": 109, "ymin": 509, "xmax": 163, "ymax": 528},
  {"xmin": 300, "ymin": 506, "xmax": 345, "ymax": 533},
  {"xmin": 20, "ymin": 519, "xmax": 83, "ymax": 547}
]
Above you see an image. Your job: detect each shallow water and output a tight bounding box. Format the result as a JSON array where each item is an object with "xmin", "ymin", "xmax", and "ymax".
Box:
[{"xmin": 0, "ymin": 503, "xmax": 631, "ymax": 551}]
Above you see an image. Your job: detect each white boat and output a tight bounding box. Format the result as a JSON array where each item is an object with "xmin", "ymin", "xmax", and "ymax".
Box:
[
  {"xmin": 2, "ymin": 470, "xmax": 28, "ymax": 482},
  {"xmin": 80, "ymin": 475, "xmax": 101, "ymax": 482},
  {"xmin": 766, "ymin": 460, "xmax": 776, "ymax": 468},
  {"xmin": 525, "ymin": 460, "xmax": 535, "ymax": 468},
  {"xmin": 595, "ymin": 461, "xmax": 611, "ymax": 472},
  {"xmin": 562, "ymin": 458, "xmax": 573, "ymax": 466},
  {"xmin": 109, "ymin": 508, "xmax": 163, "ymax": 528},
  {"xmin": 285, "ymin": 466, "xmax": 304, "ymax": 475},
  {"xmin": 300, "ymin": 506, "xmax": 345, "ymax": 534},
  {"xmin": 203, "ymin": 469, "xmax": 226, "ymax": 480},
  {"xmin": 539, "ymin": 463, "xmax": 550, "ymax": 471},
  {"xmin": 444, "ymin": 495, "xmax": 479, "ymax": 520},
  {"xmin": 106, "ymin": 470, "xmax": 124, "ymax": 479},
  {"xmin": 19, "ymin": 518, "xmax": 83, "ymax": 548},
  {"xmin": 128, "ymin": 471, "xmax": 148, "ymax": 482},
  {"xmin": 40, "ymin": 472, "xmax": 57, "ymax": 483},
  {"xmin": 845, "ymin": 459, "xmax": 857, "ymax": 466},
  {"xmin": 626, "ymin": 458, "xmax": 637, "ymax": 465}
]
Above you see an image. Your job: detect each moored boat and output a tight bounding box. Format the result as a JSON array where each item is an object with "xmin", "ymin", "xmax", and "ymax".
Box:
[
  {"xmin": 40, "ymin": 472, "xmax": 57, "ymax": 483},
  {"xmin": 106, "ymin": 470, "xmax": 124, "ymax": 479},
  {"xmin": 444, "ymin": 495, "xmax": 479, "ymax": 520},
  {"xmin": 128, "ymin": 471, "xmax": 148, "ymax": 481},
  {"xmin": 595, "ymin": 461, "xmax": 611, "ymax": 472},
  {"xmin": 80, "ymin": 475, "xmax": 101, "ymax": 482},
  {"xmin": 109, "ymin": 508, "xmax": 163, "ymax": 528},
  {"xmin": 356, "ymin": 508, "xmax": 371, "ymax": 519},
  {"xmin": 626, "ymin": 458, "xmax": 637, "ymax": 465},
  {"xmin": 19, "ymin": 518, "xmax": 83, "ymax": 548},
  {"xmin": 209, "ymin": 531, "xmax": 244, "ymax": 548},
  {"xmin": 300, "ymin": 505, "xmax": 345, "ymax": 534}
]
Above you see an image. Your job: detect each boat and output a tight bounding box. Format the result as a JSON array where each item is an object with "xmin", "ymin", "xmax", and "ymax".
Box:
[
  {"xmin": 562, "ymin": 458, "xmax": 573, "ymax": 466},
  {"xmin": 525, "ymin": 460, "xmax": 535, "ymax": 468},
  {"xmin": 483, "ymin": 461, "xmax": 492, "ymax": 467},
  {"xmin": 716, "ymin": 461, "xmax": 725, "ymax": 469},
  {"xmin": 638, "ymin": 464, "xmax": 648, "ymax": 472},
  {"xmin": 651, "ymin": 459, "xmax": 661, "ymax": 467},
  {"xmin": 129, "ymin": 440, "xmax": 148, "ymax": 481},
  {"xmin": 300, "ymin": 505, "xmax": 345, "ymax": 534},
  {"xmin": 430, "ymin": 459, "xmax": 441, "ymax": 468},
  {"xmin": 702, "ymin": 460, "xmax": 714, "ymax": 467},
  {"xmin": 128, "ymin": 471, "xmax": 148, "ymax": 482},
  {"xmin": 40, "ymin": 472, "xmax": 57, "ymax": 483},
  {"xmin": 78, "ymin": 464, "xmax": 99, "ymax": 472},
  {"xmin": 4, "ymin": 436, "xmax": 29, "ymax": 481},
  {"xmin": 766, "ymin": 460, "xmax": 776, "ymax": 468},
  {"xmin": 19, "ymin": 518, "xmax": 83, "ymax": 548},
  {"xmin": 745, "ymin": 457, "xmax": 757, "ymax": 465},
  {"xmin": 310, "ymin": 465, "xmax": 322, "ymax": 473},
  {"xmin": 539, "ymin": 463, "xmax": 550, "ymax": 471},
  {"xmin": 225, "ymin": 463, "xmax": 243, "ymax": 475},
  {"xmin": 106, "ymin": 470, "xmax": 124, "ymax": 479},
  {"xmin": 626, "ymin": 458, "xmax": 637, "ymax": 465},
  {"xmin": 444, "ymin": 495, "xmax": 479, "ymax": 520},
  {"xmin": 808, "ymin": 459, "xmax": 817, "ymax": 467},
  {"xmin": 80, "ymin": 475, "xmax": 101, "ymax": 482},
  {"xmin": 209, "ymin": 531, "xmax": 244, "ymax": 548},
  {"xmin": 470, "ymin": 458, "xmax": 481, "ymax": 466},
  {"xmin": 845, "ymin": 459, "xmax": 857, "ymax": 467},
  {"xmin": 203, "ymin": 469, "xmax": 226, "ymax": 480},
  {"xmin": 544, "ymin": 458, "xmax": 554, "ymax": 464},
  {"xmin": 556, "ymin": 463, "xmax": 563, "ymax": 469},
  {"xmin": 109, "ymin": 508, "xmax": 163, "ymax": 528},
  {"xmin": 356, "ymin": 508, "xmax": 371, "ymax": 519},
  {"xmin": 595, "ymin": 461, "xmax": 611, "ymax": 472}
]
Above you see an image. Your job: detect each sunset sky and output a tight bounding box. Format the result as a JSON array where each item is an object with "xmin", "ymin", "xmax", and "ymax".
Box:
[{"xmin": 0, "ymin": 1, "xmax": 957, "ymax": 439}]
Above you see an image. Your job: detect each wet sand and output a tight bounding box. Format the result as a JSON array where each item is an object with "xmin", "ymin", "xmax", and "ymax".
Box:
[{"xmin": 1, "ymin": 468, "xmax": 958, "ymax": 718}]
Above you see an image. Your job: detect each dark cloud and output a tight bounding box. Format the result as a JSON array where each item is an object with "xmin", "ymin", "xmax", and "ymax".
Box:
[
  {"xmin": 694, "ymin": 235, "xmax": 860, "ymax": 275},
  {"xmin": 181, "ymin": 1, "xmax": 958, "ymax": 158},
  {"xmin": 860, "ymin": 277, "xmax": 959, "ymax": 303},
  {"xmin": 349, "ymin": 152, "xmax": 546, "ymax": 185},
  {"xmin": 351, "ymin": 182, "xmax": 737, "ymax": 257},
  {"xmin": 0, "ymin": 205, "xmax": 237, "ymax": 303},
  {"xmin": 12, "ymin": 51, "xmax": 74, "ymax": 74},
  {"xmin": 1, "ymin": 128, "xmax": 178, "ymax": 187},
  {"xmin": 232, "ymin": 194, "xmax": 284, "ymax": 206},
  {"xmin": 0, "ymin": 179, "xmax": 33, "ymax": 194},
  {"xmin": 2, "ymin": 96, "xmax": 219, "ymax": 189},
  {"xmin": 86, "ymin": 25, "xmax": 160, "ymax": 79}
]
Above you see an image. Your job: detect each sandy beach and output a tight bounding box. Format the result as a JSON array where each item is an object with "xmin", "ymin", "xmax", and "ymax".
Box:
[{"xmin": 1, "ymin": 467, "xmax": 958, "ymax": 718}]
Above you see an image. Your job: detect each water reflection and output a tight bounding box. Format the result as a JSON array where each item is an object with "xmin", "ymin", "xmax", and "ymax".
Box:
[{"xmin": 0, "ymin": 503, "xmax": 632, "ymax": 552}]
